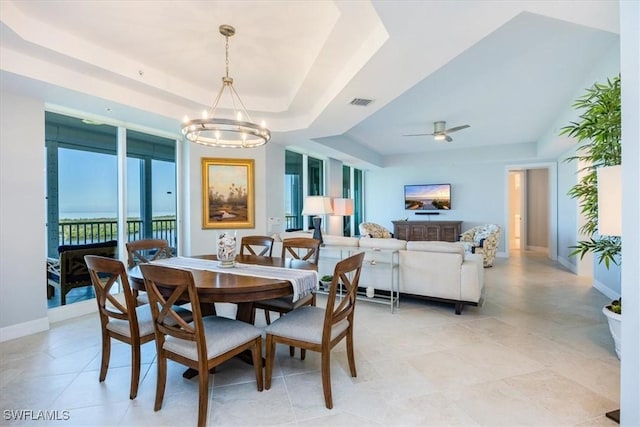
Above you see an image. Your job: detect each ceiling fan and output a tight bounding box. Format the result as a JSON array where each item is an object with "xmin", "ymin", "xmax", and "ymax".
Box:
[{"xmin": 403, "ymin": 121, "xmax": 470, "ymax": 142}]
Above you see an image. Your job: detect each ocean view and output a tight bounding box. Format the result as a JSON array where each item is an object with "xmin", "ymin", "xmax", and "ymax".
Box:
[{"xmin": 60, "ymin": 211, "xmax": 176, "ymax": 220}]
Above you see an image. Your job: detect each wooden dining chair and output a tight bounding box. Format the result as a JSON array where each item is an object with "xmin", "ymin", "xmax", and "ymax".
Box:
[
  {"xmin": 240, "ymin": 235, "xmax": 274, "ymax": 256},
  {"xmin": 264, "ymin": 251, "xmax": 365, "ymax": 409},
  {"xmin": 252, "ymin": 237, "xmax": 320, "ymax": 331},
  {"xmin": 126, "ymin": 238, "xmax": 172, "ymax": 304},
  {"xmin": 84, "ymin": 255, "xmax": 156, "ymax": 400},
  {"xmin": 126, "ymin": 238, "xmax": 172, "ymax": 268},
  {"xmin": 139, "ymin": 263, "xmax": 263, "ymax": 427}
]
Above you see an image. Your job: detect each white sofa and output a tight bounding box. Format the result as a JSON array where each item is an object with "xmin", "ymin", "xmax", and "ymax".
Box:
[{"xmin": 273, "ymin": 232, "xmax": 484, "ymax": 314}]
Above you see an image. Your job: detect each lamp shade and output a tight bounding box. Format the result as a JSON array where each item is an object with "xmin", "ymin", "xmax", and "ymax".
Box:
[
  {"xmin": 597, "ymin": 165, "xmax": 622, "ymax": 236},
  {"xmin": 332, "ymin": 198, "xmax": 354, "ymax": 216},
  {"xmin": 302, "ymin": 196, "xmax": 333, "ymax": 216}
]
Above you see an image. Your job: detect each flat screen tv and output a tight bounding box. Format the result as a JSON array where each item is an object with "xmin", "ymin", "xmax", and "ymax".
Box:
[{"xmin": 404, "ymin": 184, "xmax": 451, "ymax": 210}]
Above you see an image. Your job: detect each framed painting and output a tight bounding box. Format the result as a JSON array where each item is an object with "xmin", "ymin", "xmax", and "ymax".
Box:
[{"xmin": 201, "ymin": 158, "xmax": 255, "ymax": 229}]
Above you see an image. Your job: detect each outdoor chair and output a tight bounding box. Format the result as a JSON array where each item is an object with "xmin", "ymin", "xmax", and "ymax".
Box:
[{"xmin": 47, "ymin": 240, "xmax": 117, "ymax": 306}]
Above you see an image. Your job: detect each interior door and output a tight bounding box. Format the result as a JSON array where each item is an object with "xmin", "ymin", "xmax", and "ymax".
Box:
[{"xmin": 508, "ymin": 171, "xmax": 525, "ymax": 251}]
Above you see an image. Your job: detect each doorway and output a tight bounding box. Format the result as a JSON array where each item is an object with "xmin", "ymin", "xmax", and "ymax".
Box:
[{"xmin": 506, "ymin": 164, "xmax": 556, "ymax": 259}]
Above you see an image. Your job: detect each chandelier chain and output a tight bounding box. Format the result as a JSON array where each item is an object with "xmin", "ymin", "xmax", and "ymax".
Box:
[{"xmin": 225, "ymin": 34, "xmax": 230, "ymax": 79}]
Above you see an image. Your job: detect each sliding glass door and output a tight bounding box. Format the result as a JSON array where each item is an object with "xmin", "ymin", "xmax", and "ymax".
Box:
[{"xmin": 45, "ymin": 111, "xmax": 176, "ymax": 308}]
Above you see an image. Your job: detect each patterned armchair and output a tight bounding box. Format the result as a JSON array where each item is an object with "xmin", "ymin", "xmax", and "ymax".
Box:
[
  {"xmin": 458, "ymin": 224, "xmax": 501, "ymax": 267},
  {"xmin": 358, "ymin": 222, "xmax": 393, "ymax": 238}
]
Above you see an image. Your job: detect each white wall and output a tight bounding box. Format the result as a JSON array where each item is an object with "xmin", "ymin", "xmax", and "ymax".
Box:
[
  {"xmin": 185, "ymin": 143, "xmax": 271, "ymax": 257},
  {"xmin": 0, "ymin": 91, "xmax": 49, "ymax": 339},
  {"xmin": 265, "ymin": 142, "xmax": 286, "ymax": 235},
  {"xmin": 619, "ymin": 0, "xmax": 640, "ymax": 423},
  {"xmin": 557, "ymin": 151, "xmax": 579, "ymax": 271},
  {"xmin": 365, "ymin": 142, "xmax": 538, "ymax": 252}
]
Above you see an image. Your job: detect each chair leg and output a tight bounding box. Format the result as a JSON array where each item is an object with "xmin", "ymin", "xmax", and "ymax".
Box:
[
  {"xmin": 99, "ymin": 334, "xmax": 110, "ymax": 382},
  {"xmin": 301, "ymin": 349, "xmax": 306, "ymax": 360},
  {"xmin": 346, "ymin": 328, "xmax": 357, "ymax": 378},
  {"xmin": 321, "ymin": 350, "xmax": 333, "ymax": 409},
  {"xmin": 130, "ymin": 343, "xmax": 141, "ymax": 399},
  {"xmin": 197, "ymin": 363, "xmax": 209, "ymax": 427},
  {"xmin": 154, "ymin": 353, "xmax": 167, "ymax": 412},
  {"xmin": 252, "ymin": 338, "xmax": 264, "ymax": 391},
  {"xmin": 264, "ymin": 310, "xmax": 272, "ymax": 325},
  {"xmin": 265, "ymin": 334, "xmax": 275, "ymax": 390},
  {"xmin": 289, "ymin": 346, "xmax": 295, "ymax": 357}
]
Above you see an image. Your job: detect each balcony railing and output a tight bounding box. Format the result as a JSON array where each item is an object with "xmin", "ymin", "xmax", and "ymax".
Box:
[{"xmin": 57, "ymin": 218, "xmax": 176, "ymax": 247}]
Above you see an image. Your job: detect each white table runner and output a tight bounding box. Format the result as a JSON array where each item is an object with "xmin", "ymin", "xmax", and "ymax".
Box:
[{"xmin": 151, "ymin": 256, "xmax": 318, "ymax": 302}]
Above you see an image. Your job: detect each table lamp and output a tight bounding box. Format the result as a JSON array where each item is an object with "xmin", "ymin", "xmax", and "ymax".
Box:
[
  {"xmin": 598, "ymin": 165, "xmax": 622, "ymax": 236},
  {"xmin": 332, "ymin": 198, "xmax": 354, "ymax": 236},
  {"xmin": 332, "ymin": 198, "xmax": 354, "ymax": 216},
  {"xmin": 302, "ymin": 196, "xmax": 333, "ymax": 245}
]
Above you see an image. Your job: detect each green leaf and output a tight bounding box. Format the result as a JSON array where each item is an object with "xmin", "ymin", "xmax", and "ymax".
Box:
[{"xmin": 563, "ymin": 75, "xmax": 621, "ymax": 269}]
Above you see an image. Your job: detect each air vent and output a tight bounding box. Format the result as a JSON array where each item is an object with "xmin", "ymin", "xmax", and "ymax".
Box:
[{"xmin": 349, "ymin": 98, "xmax": 373, "ymax": 106}]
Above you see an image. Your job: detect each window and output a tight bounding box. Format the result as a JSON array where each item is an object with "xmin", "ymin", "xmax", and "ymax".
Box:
[
  {"xmin": 341, "ymin": 165, "xmax": 364, "ymax": 236},
  {"xmin": 284, "ymin": 151, "xmax": 303, "ymax": 230},
  {"xmin": 45, "ymin": 111, "xmax": 177, "ymax": 308},
  {"xmin": 284, "ymin": 150, "xmax": 325, "ymax": 231}
]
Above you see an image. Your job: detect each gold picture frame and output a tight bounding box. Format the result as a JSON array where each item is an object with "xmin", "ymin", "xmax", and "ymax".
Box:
[{"xmin": 201, "ymin": 157, "xmax": 255, "ymax": 229}]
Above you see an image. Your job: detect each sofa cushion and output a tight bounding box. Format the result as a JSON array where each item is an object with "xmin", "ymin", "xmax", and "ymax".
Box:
[
  {"xmin": 322, "ymin": 235, "xmax": 360, "ymax": 247},
  {"xmin": 272, "ymin": 231, "xmax": 314, "ymax": 242},
  {"xmin": 359, "ymin": 238, "xmax": 407, "ymax": 250},
  {"xmin": 406, "ymin": 241, "xmax": 465, "ymax": 256}
]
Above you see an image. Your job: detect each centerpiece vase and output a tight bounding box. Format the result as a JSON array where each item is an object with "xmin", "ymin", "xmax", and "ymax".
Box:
[{"xmin": 216, "ymin": 231, "xmax": 237, "ymax": 267}]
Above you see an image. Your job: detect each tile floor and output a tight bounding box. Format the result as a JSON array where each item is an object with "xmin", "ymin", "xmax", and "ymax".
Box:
[{"xmin": 1, "ymin": 251, "xmax": 620, "ymax": 426}]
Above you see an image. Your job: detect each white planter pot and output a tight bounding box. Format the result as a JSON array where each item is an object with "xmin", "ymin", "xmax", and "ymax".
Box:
[{"xmin": 602, "ymin": 305, "xmax": 621, "ymax": 359}]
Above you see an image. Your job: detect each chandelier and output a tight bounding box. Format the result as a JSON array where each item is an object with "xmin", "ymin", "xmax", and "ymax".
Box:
[{"xmin": 181, "ymin": 25, "xmax": 271, "ymax": 148}]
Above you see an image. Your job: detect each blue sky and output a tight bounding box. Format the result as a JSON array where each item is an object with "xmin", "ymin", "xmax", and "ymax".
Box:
[{"xmin": 58, "ymin": 148, "xmax": 176, "ymax": 218}]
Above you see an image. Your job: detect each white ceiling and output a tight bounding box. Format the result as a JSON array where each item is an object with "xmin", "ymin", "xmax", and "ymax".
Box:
[{"xmin": 0, "ymin": 0, "xmax": 620, "ymax": 167}]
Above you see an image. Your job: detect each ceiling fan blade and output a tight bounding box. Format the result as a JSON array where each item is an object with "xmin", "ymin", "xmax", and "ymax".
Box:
[
  {"xmin": 444, "ymin": 135, "xmax": 453, "ymax": 142},
  {"xmin": 445, "ymin": 124, "xmax": 470, "ymax": 133},
  {"xmin": 402, "ymin": 133, "xmax": 434, "ymax": 137}
]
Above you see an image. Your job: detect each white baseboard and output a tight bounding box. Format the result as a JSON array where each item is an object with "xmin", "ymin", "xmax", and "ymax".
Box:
[
  {"xmin": 593, "ymin": 279, "xmax": 620, "ymax": 301},
  {"xmin": 0, "ymin": 299, "xmax": 99, "ymax": 342},
  {"xmin": 47, "ymin": 299, "xmax": 97, "ymax": 324},
  {"xmin": 0, "ymin": 317, "xmax": 50, "ymax": 343},
  {"xmin": 558, "ymin": 256, "xmax": 578, "ymax": 274}
]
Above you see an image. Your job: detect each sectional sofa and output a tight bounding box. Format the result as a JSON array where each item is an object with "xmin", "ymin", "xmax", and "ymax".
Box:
[{"xmin": 272, "ymin": 232, "xmax": 484, "ymax": 314}]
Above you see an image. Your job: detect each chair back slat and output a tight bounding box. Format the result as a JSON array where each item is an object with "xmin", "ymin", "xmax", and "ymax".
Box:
[
  {"xmin": 323, "ymin": 252, "xmax": 365, "ymax": 340},
  {"xmin": 139, "ymin": 264, "xmax": 204, "ymax": 345},
  {"xmin": 281, "ymin": 237, "xmax": 320, "ymax": 265},
  {"xmin": 240, "ymin": 235, "xmax": 274, "ymax": 257},
  {"xmin": 126, "ymin": 239, "xmax": 172, "ymax": 268},
  {"xmin": 85, "ymin": 255, "xmax": 139, "ymax": 334}
]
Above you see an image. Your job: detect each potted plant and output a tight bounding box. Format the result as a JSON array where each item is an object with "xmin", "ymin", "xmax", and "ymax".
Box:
[
  {"xmin": 320, "ymin": 275, "xmax": 333, "ymax": 292},
  {"xmin": 561, "ymin": 75, "xmax": 622, "ymax": 358}
]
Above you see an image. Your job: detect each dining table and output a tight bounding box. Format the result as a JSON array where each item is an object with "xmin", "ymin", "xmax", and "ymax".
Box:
[
  {"xmin": 128, "ymin": 254, "xmax": 318, "ymax": 377},
  {"xmin": 128, "ymin": 254, "xmax": 318, "ymax": 322}
]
